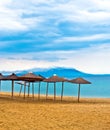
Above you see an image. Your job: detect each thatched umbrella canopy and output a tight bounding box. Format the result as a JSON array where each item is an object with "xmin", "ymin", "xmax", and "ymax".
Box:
[
  {"xmin": 43, "ymin": 75, "xmax": 68, "ymax": 101},
  {"xmin": 69, "ymin": 77, "xmax": 91, "ymax": 102},
  {"xmin": 18, "ymin": 72, "xmax": 44, "ymax": 99},
  {"xmin": 0, "ymin": 73, "xmax": 5, "ymax": 80},
  {"xmin": 6, "ymin": 73, "xmax": 19, "ymax": 97},
  {"xmin": 18, "ymin": 72, "xmax": 43, "ymax": 81},
  {"xmin": 0, "ymin": 73, "xmax": 7, "ymax": 81},
  {"xmin": 6, "ymin": 73, "xmax": 18, "ymax": 80}
]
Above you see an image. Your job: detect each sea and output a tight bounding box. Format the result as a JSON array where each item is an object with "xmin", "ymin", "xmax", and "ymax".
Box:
[{"xmin": 1, "ymin": 76, "xmax": 110, "ymax": 98}]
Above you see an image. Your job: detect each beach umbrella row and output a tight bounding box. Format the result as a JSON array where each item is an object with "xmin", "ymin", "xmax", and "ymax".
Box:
[
  {"xmin": 0, "ymin": 72, "xmax": 44, "ymax": 98},
  {"xmin": 0, "ymin": 72, "xmax": 91, "ymax": 102}
]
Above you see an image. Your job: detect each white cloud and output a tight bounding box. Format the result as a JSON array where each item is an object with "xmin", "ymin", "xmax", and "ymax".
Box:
[
  {"xmin": 0, "ymin": 0, "xmax": 12, "ymax": 6},
  {"xmin": 92, "ymin": 0, "xmax": 110, "ymax": 11},
  {"xmin": 55, "ymin": 34, "xmax": 110, "ymax": 43},
  {"xmin": 0, "ymin": 58, "xmax": 54, "ymax": 71},
  {"xmin": 0, "ymin": 0, "xmax": 45, "ymax": 32},
  {"xmin": 0, "ymin": 1, "xmax": 26, "ymax": 31},
  {"xmin": 0, "ymin": 0, "xmax": 110, "ymax": 32},
  {"xmin": 0, "ymin": 43, "xmax": 110, "ymax": 74},
  {"xmin": 52, "ymin": 0, "xmax": 110, "ymax": 25},
  {"xmin": 0, "ymin": 0, "xmax": 110, "ymax": 74}
]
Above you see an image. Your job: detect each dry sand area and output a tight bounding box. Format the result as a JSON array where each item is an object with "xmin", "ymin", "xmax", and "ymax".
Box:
[{"xmin": 0, "ymin": 93, "xmax": 110, "ymax": 130}]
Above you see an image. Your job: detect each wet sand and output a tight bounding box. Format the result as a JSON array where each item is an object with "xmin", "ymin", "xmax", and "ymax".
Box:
[{"xmin": 0, "ymin": 92, "xmax": 110, "ymax": 130}]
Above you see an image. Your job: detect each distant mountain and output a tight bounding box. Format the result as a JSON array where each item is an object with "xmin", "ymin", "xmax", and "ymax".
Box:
[
  {"xmin": 15, "ymin": 67, "xmax": 92, "ymax": 78},
  {"xmin": 1, "ymin": 67, "xmax": 110, "ymax": 78}
]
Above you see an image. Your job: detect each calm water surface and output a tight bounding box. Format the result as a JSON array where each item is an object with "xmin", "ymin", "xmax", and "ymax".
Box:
[{"xmin": 1, "ymin": 76, "xmax": 110, "ymax": 98}]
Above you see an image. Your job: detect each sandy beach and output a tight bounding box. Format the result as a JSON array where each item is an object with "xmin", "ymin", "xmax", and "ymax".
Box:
[{"xmin": 0, "ymin": 92, "xmax": 110, "ymax": 130}]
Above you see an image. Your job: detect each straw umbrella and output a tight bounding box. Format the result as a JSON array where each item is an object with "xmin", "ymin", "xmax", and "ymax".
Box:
[
  {"xmin": 18, "ymin": 72, "xmax": 44, "ymax": 99},
  {"xmin": 43, "ymin": 75, "xmax": 68, "ymax": 101},
  {"xmin": 69, "ymin": 77, "xmax": 91, "ymax": 102},
  {"xmin": 0, "ymin": 73, "xmax": 6, "ymax": 92},
  {"xmin": 6, "ymin": 73, "xmax": 18, "ymax": 97}
]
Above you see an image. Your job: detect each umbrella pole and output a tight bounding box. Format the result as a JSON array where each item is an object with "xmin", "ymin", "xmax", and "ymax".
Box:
[
  {"xmin": 12, "ymin": 80, "xmax": 14, "ymax": 98},
  {"xmin": 46, "ymin": 82, "xmax": 49, "ymax": 100},
  {"xmin": 19, "ymin": 84, "xmax": 23, "ymax": 96},
  {"xmin": 32, "ymin": 82, "xmax": 34, "ymax": 99},
  {"xmin": 0, "ymin": 80, "xmax": 1, "ymax": 93},
  {"xmin": 24, "ymin": 83, "xmax": 26, "ymax": 99},
  {"xmin": 61, "ymin": 82, "xmax": 64, "ymax": 101},
  {"xmin": 38, "ymin": 82, "xmax": 40, "ymax": 100},
  {"xmin": 28, "ymin": 82, "xmax": 30, "ymax": 97},
  {"xmin": 54, "ymin": 82, "xmax": 56, "ymax": 101},
  {"xmin": 78, "ymin": 84, "xmax": 80, "ymax": 103}
]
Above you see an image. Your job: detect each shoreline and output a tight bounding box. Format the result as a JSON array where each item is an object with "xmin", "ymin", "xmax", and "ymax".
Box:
[{"xmin": 0, "ymin": 91, "xmax": 110, "ymax": 104}]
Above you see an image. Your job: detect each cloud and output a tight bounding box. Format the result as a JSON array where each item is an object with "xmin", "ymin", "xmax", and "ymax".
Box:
[
  {"xmin": 0, "ymin": 0, "xmax": 110, "ymax": 74},
  {"xmin": 52, "ymin": 0, "xmax": 110, "ymax": 25},
  {"xmin": 0, "ymin": 0, "xmax": 45, "ymax": 32},
  {"xmin": 1, "ymin": 32, "xmax": 109, "ymax": 54},
  {"xmin": 0, "ymin": 43, "xmax": 110, "ymax": 74},
  {"xmin": 55, "ymin": 34, "xmax": 110, "ymax": 43},
  {"xmin": 0, "ymin": 58, "xmax": 55, "ymax": 71},
  {"xmin": 0, "ymin": 0, "xmax": 110, "ymax": 33}
]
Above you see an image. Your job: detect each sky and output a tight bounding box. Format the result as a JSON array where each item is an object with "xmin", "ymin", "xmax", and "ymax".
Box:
[{"xmin": 0, "ymin": 0, "xmax": 110, "ymax": 74}]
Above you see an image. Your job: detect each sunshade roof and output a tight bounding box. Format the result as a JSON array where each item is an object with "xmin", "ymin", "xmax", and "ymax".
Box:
[
  {"xmin": 69, "ymin": 77, "xmax": 91, "ymax": 84},
  {"xmin": 0, "ymin": 73, "xmax": 6, "ymax": 80},
  {"xmin": 43, "ymin": 75, "xmax": 68, "ymax": 82},
  {"xmin": 6, "ymin": 73, "xmax": 18, "ymax": 80},
  {"xmin": 18, "ymin": 72, "xmax": 44, "ymax": 81}
]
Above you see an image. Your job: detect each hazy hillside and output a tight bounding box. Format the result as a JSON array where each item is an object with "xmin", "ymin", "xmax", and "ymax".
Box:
[
  {"xmin": 14, "ymin": 67, "xmax": 92, "ymax": 78},
  {"xmin": 1, "ymin": 67, "xmax": 109, "ymax": 78}
]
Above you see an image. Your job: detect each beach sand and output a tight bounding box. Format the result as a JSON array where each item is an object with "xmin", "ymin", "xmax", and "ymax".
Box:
[{"xmin": 0, "ymin": 92, "xmax": 110, "ymax": 130}]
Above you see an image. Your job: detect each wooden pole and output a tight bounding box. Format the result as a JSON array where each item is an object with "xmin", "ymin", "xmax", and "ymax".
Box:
[
  {"xmin": 12, "ymin": 80, "xmax": 14, "ymax": 98},
  {"xmin": 28, "ymin": 82, "xmax": 30, "ymax": 97},
  {"xmin": 54, "ymin": 82, "xmax": 56, "ymax": 101},
  {"xmin": 61, "ymin": 82, "xmax": 64, "ymax": 101},
  {"xmin": 0, "ymin": 80, "xmax": 1, "ymax": 93},
  {"xmin": 78, "ymin": 84, "xmax": 81, "ymax": 103},
  {"xmin": 19, "ymin": 84, "xmax": 23, "ymax": 96},
  {"xmin": 24, "ymin": 82, "xmax": 26, "ymax": 99},
  {"xmin": 38, "ymin": 82, "xmax": 40, "ymax": 100},
  {"xmin": 32, "ymin": 82, "xmax": 34, "ymax": 99},
  {"xmin": 46, "ymin": 82, "xmax": 49, "ymax": 100}
]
